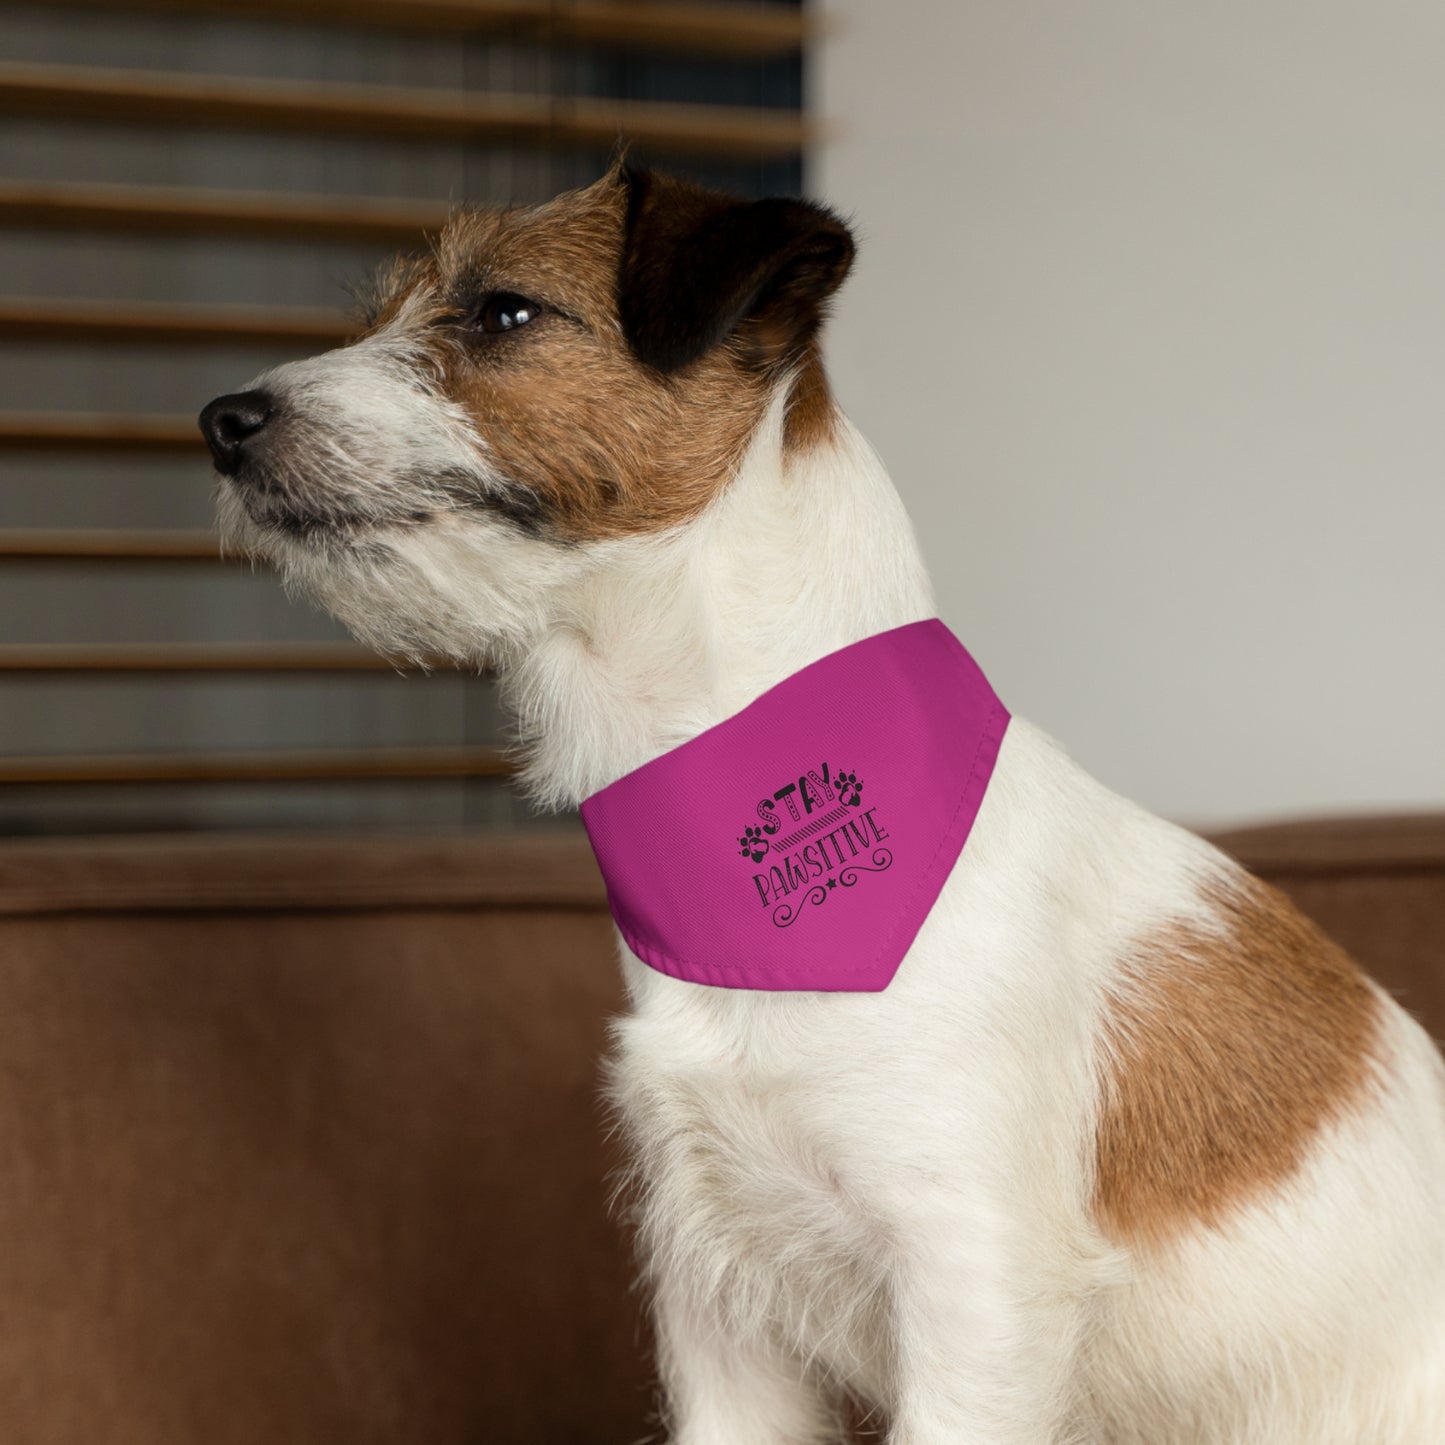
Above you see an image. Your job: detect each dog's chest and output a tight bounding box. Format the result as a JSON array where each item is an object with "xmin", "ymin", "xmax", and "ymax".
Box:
[{"xmin": 611, "ymin": 993, "xmax": 892, "ymax": 1389}]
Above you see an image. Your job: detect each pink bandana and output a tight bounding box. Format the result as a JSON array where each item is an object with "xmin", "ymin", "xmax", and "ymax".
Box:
[{"xmin": 579, "ymin": 620, "xmax": 1010, "ymax": 992}]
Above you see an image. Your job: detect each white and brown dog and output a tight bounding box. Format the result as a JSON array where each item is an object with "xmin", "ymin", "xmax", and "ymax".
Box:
[{"xmin": 200, "ymin": 165, "xmax": 1445, "ymax": 1444}]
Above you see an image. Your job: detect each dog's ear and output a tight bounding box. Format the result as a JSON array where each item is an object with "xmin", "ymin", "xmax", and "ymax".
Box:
[{"xmin": 617, "ymin": 166, "xmax": 855, "ymax": 376}]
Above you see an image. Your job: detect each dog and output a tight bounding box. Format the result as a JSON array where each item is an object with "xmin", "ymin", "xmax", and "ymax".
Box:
[{"xmin": 200, "ymin": 163, "xmax": 1445, "ymax": 1443}]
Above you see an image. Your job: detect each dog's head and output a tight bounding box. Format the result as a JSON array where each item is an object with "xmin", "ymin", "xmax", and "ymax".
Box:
[{"xmin": 199, "ymin": 165, "xmax": 854, "ymax": 662}]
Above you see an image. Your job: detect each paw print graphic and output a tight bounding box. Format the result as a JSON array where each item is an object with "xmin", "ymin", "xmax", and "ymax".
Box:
[
  {"xmin": 834, "ymin": 768, "xmax": 864, "ymax": 807},
  {"xmin": 738, "ymin": 825, "xmax": 770, "ymax": 864}
]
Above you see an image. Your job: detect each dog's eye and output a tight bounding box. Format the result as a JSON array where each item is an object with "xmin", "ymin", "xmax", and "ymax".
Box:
[{"xmin": 473, "ymin": 292, "xmax": 542, "ymax": 335}]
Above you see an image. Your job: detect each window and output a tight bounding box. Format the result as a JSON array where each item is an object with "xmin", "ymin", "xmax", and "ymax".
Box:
[{"xmin": 0, "ymin": 0, "xmax": 808, "ymax": 834}]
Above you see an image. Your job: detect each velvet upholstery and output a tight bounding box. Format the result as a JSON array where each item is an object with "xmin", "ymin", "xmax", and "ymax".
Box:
[{"xmin": 0, "ymin": 818, "xmax": 1440, "ymax": 1442}]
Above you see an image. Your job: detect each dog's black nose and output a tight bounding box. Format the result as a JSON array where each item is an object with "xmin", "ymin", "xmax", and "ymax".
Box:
[{"xmin": 199, "ymin": 390, "xmax": 273, "ymax": 475}]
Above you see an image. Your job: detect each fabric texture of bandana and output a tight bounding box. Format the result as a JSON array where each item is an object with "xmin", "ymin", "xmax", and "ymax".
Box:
[{"xmin": 579, "ymin": 619, "xmax": 1010, "ymax": 992}]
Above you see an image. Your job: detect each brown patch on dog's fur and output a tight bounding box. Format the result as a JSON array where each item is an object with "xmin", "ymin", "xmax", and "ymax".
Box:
[
  {"xmin": 783, "ymin": 341, "xmax": 839, "ymax": 452},
  {"xmin": 1093, "ymin": 872, "xmax": 1382, "ymax": 1247},
  {"xmin": 386, "ymin": 178, "xmax": 768, "ymax": 540},
  {"xmin": 363, "ymin": 171, "xmax": 847, "ymax": 542}
]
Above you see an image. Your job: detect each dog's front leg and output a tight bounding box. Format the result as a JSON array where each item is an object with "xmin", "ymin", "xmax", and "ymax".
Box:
[
  {"xmin": 653, "ymin": 1273, "xmax": 842, "ymax": 1445},
  {"xmin": 884, "ymin": 1199, "xmax": 1089, "ymax": 1445}
]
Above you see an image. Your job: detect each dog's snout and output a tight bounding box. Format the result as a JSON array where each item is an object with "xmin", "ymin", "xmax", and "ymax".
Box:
[{"xmin": 199, "ymin": 390, "xmax": 273, "ymax": 475}]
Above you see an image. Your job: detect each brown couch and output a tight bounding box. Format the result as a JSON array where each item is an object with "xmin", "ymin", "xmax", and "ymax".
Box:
[{"xmin": 0, "ymin": 817, "xmax": 1441, "ymax": 1444}]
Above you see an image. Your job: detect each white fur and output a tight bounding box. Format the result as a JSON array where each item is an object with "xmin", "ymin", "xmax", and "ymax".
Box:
[{"xmin": 221, "ymin": 349, "xmax": 1445, "ymax": 1443}]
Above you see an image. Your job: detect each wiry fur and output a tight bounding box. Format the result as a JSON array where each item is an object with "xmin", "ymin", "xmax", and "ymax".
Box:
[{"xmin": 205, "ymin": 169, "xmax": 1445, "ymax": 1443}]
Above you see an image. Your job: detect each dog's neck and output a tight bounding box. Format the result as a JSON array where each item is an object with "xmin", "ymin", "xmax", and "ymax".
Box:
[{"xmin": 504, "ymin": 392, "xmax": 937, "ymax": 809}]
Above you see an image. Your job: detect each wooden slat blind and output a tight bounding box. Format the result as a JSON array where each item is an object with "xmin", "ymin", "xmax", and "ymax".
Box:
[
  {"xmin": 0, "ymin": 529, "xmax": 224, "ymax": 560},
  {"xmin": 0, "ymin": 0, "xmax": 809, "ymax": 828},
  {"xmin": 0, "ymin": 298, "xmax": 353, "ymax": 348},
  {"xmin": 0, "ymin": 181, "xmax": 448, "ymax": 244},
  {"xmin": 0, "ymin": 63, "xmax": 813, "ymax": 162},
  {"xmin": 0, "ymin": 645, "xmax": 409, "ymax": 673},
  {"xmin": 2, "ymin": 746, "xmax": 511, "ymax": 785},
  {"xmin": 33, "ymin": 0, "xmax": 812, "ymax": 57},
  {"xmin": 0, "ymin": 413, "xmax": 203, "ymax": 451}
]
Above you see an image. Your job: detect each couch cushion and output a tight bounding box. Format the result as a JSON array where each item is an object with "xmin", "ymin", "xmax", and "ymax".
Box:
[
  {"xmin": 0, "ymin": 830, "xmax": 649, "ymax": 1445},
  {"xmin": 0, "ymin": 817, "xmax": 1440, "ymax": 1442}
]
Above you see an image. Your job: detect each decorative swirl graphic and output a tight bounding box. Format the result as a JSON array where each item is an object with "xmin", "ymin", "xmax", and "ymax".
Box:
[
  {"xmin": 838, "ymin": 848, "xmax": 893, "ymax": 887},
  {"xmin": 771, "ymin": 884, "xmax": 828, "ymax": 928},
  {"xmin": 770, "ymin": 850, "xmax": 894, "ymax": 927}
]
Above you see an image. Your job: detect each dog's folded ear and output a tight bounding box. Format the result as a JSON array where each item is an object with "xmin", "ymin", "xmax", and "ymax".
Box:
[{"xmin": 618, "ymin": 165, "xmax": 855, "ymax": 376}]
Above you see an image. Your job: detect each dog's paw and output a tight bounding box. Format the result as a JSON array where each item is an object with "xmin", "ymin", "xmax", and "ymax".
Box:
[
  {"xmin": 738, "ymin": 825, "xmax": 770, "ymax": 863},
  {"xmin": 834, "ymin": 768, "xmax": 864, "ymax": 807}
]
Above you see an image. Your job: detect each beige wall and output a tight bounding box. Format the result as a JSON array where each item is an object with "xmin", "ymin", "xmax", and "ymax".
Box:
[{"xmin": 814, "ymin": 1, "xmax": 1445, "ymax": 827}]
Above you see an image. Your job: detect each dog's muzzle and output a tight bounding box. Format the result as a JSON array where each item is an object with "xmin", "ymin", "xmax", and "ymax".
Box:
[{"xmin": 199, "ymin": 390, "xmax": 274, "ymax": 476}]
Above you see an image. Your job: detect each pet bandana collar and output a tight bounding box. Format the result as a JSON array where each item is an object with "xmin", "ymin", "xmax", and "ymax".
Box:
[{"xmin": 579, "ymin": 619, "xmax": 1010, "ymax": 992}]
